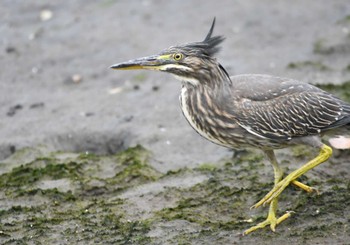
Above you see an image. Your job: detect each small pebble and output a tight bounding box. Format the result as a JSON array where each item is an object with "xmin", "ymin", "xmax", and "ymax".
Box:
[
  {"xmin": 31, "ymin": 67, "xmax": 39, "ymax": 74},
  {"xmin": 72, "ymin": 74, "xmax": 82, "ymax": 83},
  {"xmin": 7, "ymin": 104, "xmax": 23, "ymax": 117},
  {"xmin": 9, "ymin": 145, "xmax": 16, "ymax": 154},
  {"xmin": 40, "ymin": 10, "xmax": 53, "ymax": 21},
  {"xmin": 108, "ymin": 87, "xmax": 123, "ymax": 94},
  {"xmin": 64, "ymin": 74, "xmax": 83, "ymax": 85},
  {"xmin": 6, "ymin": 46, "xmax": 17, "ymax": 54},
  {"xmin": 123, "ymin": 115, "xmax": 134, "ymax": 122},
  {"xmin": 30, "ymin": 102, "xmax": 45, "ymax": 109},
  {"xmin": 79, "ymin": 112, "xmax": 94, "ymax": 117}
]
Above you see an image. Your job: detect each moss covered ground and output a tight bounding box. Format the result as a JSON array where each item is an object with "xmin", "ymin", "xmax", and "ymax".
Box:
[{"xmin": 0, "ymin": 143, "xmax": 349, "ymax": 244}]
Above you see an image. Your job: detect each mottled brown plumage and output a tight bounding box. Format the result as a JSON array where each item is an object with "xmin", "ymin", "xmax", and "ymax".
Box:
[{"xmin": 111, "ymin": 18, "xmax": 350, "ymax": 235}]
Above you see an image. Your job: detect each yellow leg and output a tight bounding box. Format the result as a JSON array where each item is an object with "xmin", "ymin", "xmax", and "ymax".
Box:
[
  {"xmin": 252, "ymin": 144, "xmax": 332, "ymax": 209},
  {"xmin": 244, "ymin": 150, "xmax": 291, "ymax": 235}
]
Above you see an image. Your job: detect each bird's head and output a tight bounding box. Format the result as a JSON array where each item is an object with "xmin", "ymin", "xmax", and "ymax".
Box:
[{"xmin": 110, "ymin": 18, "xmax": 229, "ymax": 86}]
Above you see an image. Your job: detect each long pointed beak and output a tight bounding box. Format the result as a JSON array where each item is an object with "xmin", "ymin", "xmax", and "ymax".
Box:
[{"xmin": 110, "ymin": 55, "xmax": 166, "ymax": 70}]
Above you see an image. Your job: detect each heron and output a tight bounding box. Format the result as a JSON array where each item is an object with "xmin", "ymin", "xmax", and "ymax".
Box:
[{"xmin": 110, "ymin": 18, "xmax": 350, "ymax": 234}]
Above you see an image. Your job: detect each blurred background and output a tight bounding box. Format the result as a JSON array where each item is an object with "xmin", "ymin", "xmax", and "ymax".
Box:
[{"xmin": 1, "ymin": 0, "xmax": 350, "ymax": 169}]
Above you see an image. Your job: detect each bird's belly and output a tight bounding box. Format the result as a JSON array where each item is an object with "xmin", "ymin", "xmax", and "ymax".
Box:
[{"xmin": 181, "ymin": 107, "xmax": 228, "ymax": 147}]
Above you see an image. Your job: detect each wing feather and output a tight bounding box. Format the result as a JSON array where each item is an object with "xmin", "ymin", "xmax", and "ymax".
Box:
[{"xmin": 228, "ymin": 75, "xmax": 350, "ymax": 140}]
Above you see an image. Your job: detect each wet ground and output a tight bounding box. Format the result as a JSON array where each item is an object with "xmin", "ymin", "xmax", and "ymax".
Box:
[{"xmin": 1, "ymin": 1, "xmax": 350, "ymax": 244}]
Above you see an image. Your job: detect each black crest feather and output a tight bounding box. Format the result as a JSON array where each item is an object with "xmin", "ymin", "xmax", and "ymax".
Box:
[
  {"xmin": 202, "ymin": 17, "xmax": 225, "ymax": 56},
  {"xmin": 177, "ymin": 18, "xmax": 225, "ymax": 57}
]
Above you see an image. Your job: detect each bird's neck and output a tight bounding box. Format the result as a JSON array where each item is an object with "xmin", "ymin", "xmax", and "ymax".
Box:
[{"xmin": 180, "ymin": 62, "xmax": 231, "ymax": 90}]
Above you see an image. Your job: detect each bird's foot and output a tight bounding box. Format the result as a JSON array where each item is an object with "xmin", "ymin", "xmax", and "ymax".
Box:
[
  {"xmin": 252, "ymin": 178, "xmax": 292, "ymax": 209},
  {"xmin": 243, "ymin": 211, "xmax": 292, "ymax": 235}
]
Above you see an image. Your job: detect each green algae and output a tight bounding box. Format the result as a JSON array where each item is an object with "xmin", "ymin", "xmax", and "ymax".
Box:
[
  {"xmin": 155, "ymin": 152, "xmax": 269, "ymax": 232},
  {"xmin": 337, "ymin": 14, "xmax": 350, "ymax": 24},
  {"xmin": 195, "ymin": 163, "xmax": 218, "ymax": 172},
  {"xmin": 313, "ymin": 39, "xmax": 329, "ymax": 55},
  {"xmin": 151, "ymin": 149, "xmax": 349, "ymax": 243},
  {"xmin": 156, "ymin": 180, "xmax": 247, "ymax": 231},
  {"xmin": 107, "ymin": 145, "xmax": 162, "ymax": 191},
  {"xmin": 164, "ymin": 166, "xmax": 192, "ymax": 177},
  {"xmin": 0, "ymin": 145, "xmax": 159, "ymax": 244},
  {"xmin": 0, "ymin": 161, "xmax": 82, "ymax": 187},
  {"xmin": 344, "ymin": 64, "xmax": 350, "ymax": 71},
  {"xmin": 0, "ymin": 145, "xmax": 349, "ymax": 244}
]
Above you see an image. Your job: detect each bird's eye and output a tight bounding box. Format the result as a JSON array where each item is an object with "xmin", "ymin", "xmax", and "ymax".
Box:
[{"xmin": 173, "ymin": 53, "xmax": 183, "ymax": 61}]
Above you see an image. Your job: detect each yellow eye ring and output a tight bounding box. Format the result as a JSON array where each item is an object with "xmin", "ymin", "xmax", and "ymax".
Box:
[{"xmin": 173, "ymin": 53, "xmax": 183, "ymax": 61}]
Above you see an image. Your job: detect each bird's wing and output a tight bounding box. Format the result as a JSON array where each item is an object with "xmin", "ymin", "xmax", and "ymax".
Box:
[{"xmin": 228, "ymin": 74, "xmax": 350, "ymax": 140}]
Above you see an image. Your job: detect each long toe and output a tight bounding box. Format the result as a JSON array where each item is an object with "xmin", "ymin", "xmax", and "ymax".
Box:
[
  {"xmin": 244, "ymin": 219, "xmax": 273, "ymax": 235},
  {"xmin": 292, "ymin": 180, "xmax": 319, "ymax": 194}
]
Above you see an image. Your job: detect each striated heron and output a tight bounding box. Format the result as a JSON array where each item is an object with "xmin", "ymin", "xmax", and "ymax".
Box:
[{"xmin": 110, "ymin": 18, "xmax": 350, "ymax": 234}]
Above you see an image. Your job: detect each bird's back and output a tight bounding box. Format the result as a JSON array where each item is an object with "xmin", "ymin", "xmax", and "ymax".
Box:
[{"xmin": 226, "ymin": 74, "xmax": 350, "ymax": 141}]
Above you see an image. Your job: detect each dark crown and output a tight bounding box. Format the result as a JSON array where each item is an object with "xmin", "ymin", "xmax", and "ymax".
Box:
[{"xmin": 174, "ymin": 18, "xmax": 225, "ymax": 58}]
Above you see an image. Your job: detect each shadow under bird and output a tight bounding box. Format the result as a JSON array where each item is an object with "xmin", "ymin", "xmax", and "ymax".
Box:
[{"xmin": 110, "ymin": 18, "xmax": 350, "ymax": 234}]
